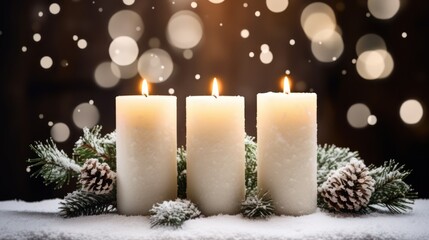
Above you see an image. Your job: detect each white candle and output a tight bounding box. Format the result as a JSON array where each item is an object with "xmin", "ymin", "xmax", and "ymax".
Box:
[
  {"xmin": 116, "ymin": 79, "xmax": 177, "ymax": 215},
  {"xmin": 257, "ymin": 77, "xmax": 317, "ymax": 216},
  {"xmin": 186, "ymin": 78, "xmax": 245, "ymax": 216}
]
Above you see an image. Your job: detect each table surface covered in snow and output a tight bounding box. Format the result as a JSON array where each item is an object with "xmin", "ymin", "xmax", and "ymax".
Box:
[{"xmin": 0, "ymin": 199, "xmax": 428, "ymax": 240}]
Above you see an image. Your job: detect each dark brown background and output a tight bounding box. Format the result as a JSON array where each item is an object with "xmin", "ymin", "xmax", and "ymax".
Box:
[{"xmin": 1, "ymin": 0, "xmax": 428, "ymax": 200}]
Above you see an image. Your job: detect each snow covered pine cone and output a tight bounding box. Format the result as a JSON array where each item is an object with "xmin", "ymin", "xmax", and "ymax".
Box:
[
  {"xmin": 319, "ymin": 158, "xmax": 375, "ymax": 212},
  {"xmin": 79, "ymin": 158, "xmax": 116, "ymax": 194}
]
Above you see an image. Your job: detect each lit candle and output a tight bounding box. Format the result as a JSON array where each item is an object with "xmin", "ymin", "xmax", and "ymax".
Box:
[
  {"xmin": 116, "ymin": 79, "xmax": 177, "ymax": 215},
  {"xmin": 257, "ymin": 77, "xmax": 317, "ymax": 216},
  {"xmin": 186, "ymin": 78, "xmax": 245, "ymax": 216}
]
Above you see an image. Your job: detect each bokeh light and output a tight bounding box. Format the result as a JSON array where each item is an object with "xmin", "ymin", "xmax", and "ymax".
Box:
[
  {"xmin": 94, "ymin": 62, "xmax": 120, "ymax": 88},
  {"xmin": 356, "ymin": 34, "xmax": 386, "ymax": 55},
  {"xmin": 266, "ymin": 0, "xmax": 289, "ymax": 13},
  {"xmin": 289, "ymin": 39, "xmax": 295, "ymax": 45},
  {"xmin": 50, "ymin": 122, "xmax": 70, "ymax": 142},
  {"xmin": 72, "ymin": 103, "xmax": 100, "ymax": 129},
  {"xmin": 208, "ymin": 0, "xmax": 225, "ymax": 4},
  {"xmin": 77, "ymin": 39, "xmax": 87, "ymax": 49},
  {"xmin": 183, "ymin": 49, "xmax": 193, "ymax": 59},
  {"xmin": 168, "ymin": 88, "xmax": 175, "ymax": 95},
  {"xmin": 33, "ymin": 33, "xmax": 41, "ymax": 42},
  {"xmin": 60, "ymin": 60, "xmax": 69, "ymax": 67},
  {"xmin": 49, "ymin": 3, "xmax": 61, "ymax": 15},
  {"xmin": 240, "ymin": 29, "xmax": 250, "ymax": 38},
  {"xmin": 356, "ymin": 49, "xmax": 394, "ymax": 80},
  {"xmin": 109, "ymin": 36, "xmax": 139, "ymax": 66},
  {"xmin": 310, "ymin": 30, "xmax": 344, "ymax": 62},
  {"xmin": 261, "ymin": 44, "xmax": 270, "ymax": 52},
  {"xmin": 367, "ymin": 115, "xmax": 377, "ymax": 125},
  {"xmin": 40, "ymin": 56, "xmax": 53, "ymax": 69},
  {"xmin": 167, "ymin": 10, "xmax": 203, "ymax": 49},
  {"xmin": 123, "ymin": 0, "xmax": 135, "ymax": 6},
  {"xmin": 137, "ymin": 48, "xmax": 174, "ymax": 83},
  {"xmin": 108, "ymin": 10, "xmax": 144, "ymax": 40},
  {"xmin": 112, "ymin": 61, "xmax": 138, "ymax": 79},
  {"xmin": 21, "ymin": 46, "xmax": 27, "ymax": 52},
  {"xmin": 400, "ymin": 99, "xmax": 424, "ymax": 124},
  {"xmin": 260, "ymin": 51, "xmax": 273, "ymax": 64},
  {"xmin": 249, "ymin": 52, "xmax": 255, "ymax": 58},
  {"xmin": 301, "ymin": 2, "xmax": 336, "ymax": 41},
  {"xmin": 195, "ymin": 74, "xmax": 200, "ymax": 80},
  {"xmin": 347, "ymin": 103, "xmax": 371, "ymax": 128},
  {"xmin": 191, "ymin": 2, "xmax": 198, "ymax": 8},
  {"xmin": 368, "ymin": 0, "xmax": 400, "ymax": 20}
]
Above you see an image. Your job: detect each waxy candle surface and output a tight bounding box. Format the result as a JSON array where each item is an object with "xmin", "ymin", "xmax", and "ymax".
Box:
[
  {"xmin": 257, "ymin": 91, "xmax": 317, "ymax": 216},
  {"xmin": 186, "ymin": 95, "xmax": 245, "ymax": 216},
  {"xmin": 116, "ymin": 95, "xmax": 177, "ymax": 215}
]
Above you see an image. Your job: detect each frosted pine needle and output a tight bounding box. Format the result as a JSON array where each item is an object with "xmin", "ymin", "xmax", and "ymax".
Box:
[
  {"xmin": 149, "ymin": 199, "xmax": 201, "ymax": 228},
  {"xmin": 241, "ymin": 191, "xmax": 274, "ymax": 219}
]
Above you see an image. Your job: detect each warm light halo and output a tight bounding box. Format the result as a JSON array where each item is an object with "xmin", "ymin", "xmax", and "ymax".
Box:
[
  {"xmin": 283, "ymin": 76, "xmax": 291, "ymax": 94},
  {"xmin": 141, "ymin": 79, "xmax": 149, "ymax": 96},
  {"xmin": 212, "ymin": 78, "xmax": 219, "ymax": 97}
]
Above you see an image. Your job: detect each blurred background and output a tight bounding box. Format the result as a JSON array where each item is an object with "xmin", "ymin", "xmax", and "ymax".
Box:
[{"xmin": 1, "ymin": 0, "xmax": 428, "ymax": 201}]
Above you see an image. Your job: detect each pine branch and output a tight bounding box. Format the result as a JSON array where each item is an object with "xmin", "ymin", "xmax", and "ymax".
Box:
[
  {"xmin": 317, "ymin": 144, "xmax": 360, "ymax": 186},
  {"xmin": 59, "ymin": 190, "xmax": 116, "ymax": 218},
  {"xmin": 149, "ymin": 199, "xmax": 201, "ymax": 228},
  {"xmin": 245, "ymin": 135, "xmax": 257, "ymax": 194},
  {"xmin": 73, "ymin": 126, "xmax": 116, "ymax": 170},
  {"xmin": 369, "ymin": 160, "xmax": 418, "ymax": 213},
  {"xmin": 177, "ymin": 146, "xmax": 187, "ymax": 199},
  {"xmin": 27, "ymin": 139, "xmax": 81, "ymax": 189},
  {"xmin": 241, "ymin": 191, "xmax": 274, "ymax": 219}
]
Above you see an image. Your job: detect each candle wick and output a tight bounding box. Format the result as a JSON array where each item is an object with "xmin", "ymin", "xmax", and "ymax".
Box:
[
  {"xmin": 143, "ymin": 93, "xmax": 148, "ymax": 97},
  {"xmin": 213, "ymin": 95, "xmax": 218, "ymax": 99}
]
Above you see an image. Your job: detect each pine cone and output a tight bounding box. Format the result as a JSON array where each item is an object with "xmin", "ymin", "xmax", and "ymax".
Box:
[
  {"xmin": 319, "ymin": 158, "xmax": 375, "ymax": 212},
  {"xmin": 79, "ymin": 158, "xmax": 116, "ymax": 195}
]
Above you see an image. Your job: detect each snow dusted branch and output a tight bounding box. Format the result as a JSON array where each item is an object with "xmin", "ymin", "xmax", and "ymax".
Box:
[{"xmin": 28, "ymin": 139, "xmax": 81, "ymax": 189}]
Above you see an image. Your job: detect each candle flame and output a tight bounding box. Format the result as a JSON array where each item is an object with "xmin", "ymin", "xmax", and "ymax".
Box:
[
  {"xmin": 141, "ymin": 79, "xmax": 149, "ymax": 97},
  {"xmin": 212, "ymin": 78, "xmax": 219, "ymax": 97},
  {"xmin": 283, "ymin": 76, "xmax": 291, "ymax": 94}
]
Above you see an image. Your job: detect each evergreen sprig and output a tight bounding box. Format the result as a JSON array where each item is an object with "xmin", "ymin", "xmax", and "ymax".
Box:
[
  {"xmin": 149, "ymin": 199, "xmax": 201, "ymax": 228},
  {"xmin": 244, "ymin": 135, "xmax": 257, "ymax": 194},
  {"xmin": 317, "ymin": 144, "xmax": 360, "ymax": 186},
  {"xmin": 368, "ymin": 160, "xmax": 417, "ymax": 213},
  {"xmin": 73, "ymin": 126, "xmax": 116, "ymax": 169},
  {"xmin": 27, "ymin": 139, "xmax": 81, "ymax": 189},
  {"xmin": 59, "ymin": 190, "xmax": 116, "ymax": 218},
  {"xmin": 177, "ymin": 146, "xmax": 187, "ymax": 199},
  {"xmin": 27, "ymin": 126, "xmax": 417, "ymax": 219},
  {"xmin": 241, "ymin": 191, "xmax": 274, "ymax": 219}
]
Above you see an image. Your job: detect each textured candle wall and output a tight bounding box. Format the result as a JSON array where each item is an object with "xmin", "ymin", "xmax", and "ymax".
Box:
[
  {"xmin": 186, "ymin": 96, "xmax": 245, "ymax": 215},
  {"xmin": 116, "ymin": 96, "xmax": 177, "ymax": 215},
  {"xmin": 257, "ymin": 93, "xmax": 317, "ymax": 215}
]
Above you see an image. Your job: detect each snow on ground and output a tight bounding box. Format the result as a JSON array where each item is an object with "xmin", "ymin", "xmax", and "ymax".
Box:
[{"xmin": 0, "ymin": 199, "xmax": 428, "ymax": 240}]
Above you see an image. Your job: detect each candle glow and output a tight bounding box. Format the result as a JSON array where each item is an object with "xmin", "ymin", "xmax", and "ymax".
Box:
[
  {"xmin": 283, "ymin": 77, "xmax": 291, "ymax": 94},
  {"xmin": 141, "ymin": 79, "xmax": 149, "ymax": 97},
  {"xmin": 212, "ymin": 78, "xmax": 219, "ymax": 97}
]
